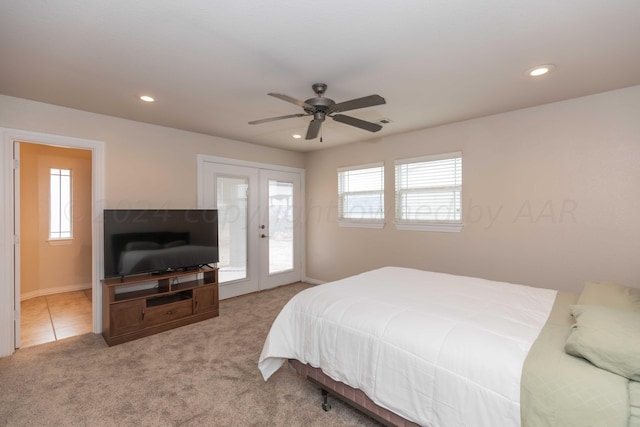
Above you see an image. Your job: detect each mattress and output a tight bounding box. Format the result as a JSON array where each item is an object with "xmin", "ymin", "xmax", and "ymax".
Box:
[{"xmin": 259, "ymin": 267, "xmax": 557, "ymax": 426}]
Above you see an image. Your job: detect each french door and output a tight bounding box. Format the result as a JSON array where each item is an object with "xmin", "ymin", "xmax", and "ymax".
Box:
[
  {"xmin": 258, "ymin": 169, "xmax": 302, "ymax": 289},
  {"xmin": 199, "ymin": 157, "xmax": 303, "ymax": 299}
]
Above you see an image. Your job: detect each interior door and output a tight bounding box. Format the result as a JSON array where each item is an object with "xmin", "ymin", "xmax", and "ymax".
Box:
[
  {"xmin": 200, "ymin": 158, "xmax": 303, "ymax": 298},
  {"xmin": 259, "ymin": 169, "xmax": 302, "ymax": 289}
]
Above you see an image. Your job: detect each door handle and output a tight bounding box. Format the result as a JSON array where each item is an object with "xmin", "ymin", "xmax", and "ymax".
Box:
[{"xmin": 261, "ymin": 234, "xmax": 269, "ymax": 238}]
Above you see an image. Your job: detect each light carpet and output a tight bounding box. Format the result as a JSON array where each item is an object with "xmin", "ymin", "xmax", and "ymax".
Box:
[{"xmin": 0, "ymin": 282, "xmax": 380, "ymax": 427}]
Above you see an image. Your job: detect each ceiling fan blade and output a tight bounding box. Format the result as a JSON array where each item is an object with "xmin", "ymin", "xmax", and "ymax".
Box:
[
  {"xmin": 248, "ymin": 113, "xmax": 307, "ymax": 125},
  {"xmin": 328, "ymin": 94, "xmax": 386, "ymax": 114},
  {"xmin": 305, "ymin": 119, "xmax": 322, "ymax": 140},
  {"xmin": 268, "ymin": 93, "xmax": 316, "ymax": 111},
  {"xmin": 332, "ymin": 114, "xmax": 383, "ymax": 132}
]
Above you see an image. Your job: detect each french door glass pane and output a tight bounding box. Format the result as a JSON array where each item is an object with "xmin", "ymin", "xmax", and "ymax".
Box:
[
  {"xmin": 216, "ymin": 176, "xmax": 248, "ymax": 283},
  {"xmin": 268, "ymin": 179, "xmax": 293, "ymax": 274}
]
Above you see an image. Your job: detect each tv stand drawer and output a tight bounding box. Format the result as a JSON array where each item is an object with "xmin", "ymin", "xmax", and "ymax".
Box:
[{"xmin": 144, "ymin": 300, "xmax": 193, "ymax": 327}]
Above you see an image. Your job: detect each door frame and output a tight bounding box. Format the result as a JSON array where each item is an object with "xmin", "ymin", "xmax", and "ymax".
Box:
[
  {"xmin": 0, "ymin": 128, "xmax": 104, "ymax": 357},
  {"xmin": 196, "ymin": 155, "xmax": 305, "ymax": 297}
]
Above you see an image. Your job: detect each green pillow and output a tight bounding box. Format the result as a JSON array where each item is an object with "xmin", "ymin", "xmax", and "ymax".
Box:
[
  {"xmin": 577, "ymin": 281, "xmax": 640, "ymax": 311},
  {"xmin": 565, "ymin": 305, "xmax": 640, "ymax": 381}
]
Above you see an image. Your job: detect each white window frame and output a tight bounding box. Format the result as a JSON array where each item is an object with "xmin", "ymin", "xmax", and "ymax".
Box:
[
  {"xmin": 49, "ymin": 167, "xmax": 73, "ymax": 240},
  {"xmin": 337, "ymin": 162, "xmax": 385, "ymax": 229},
  {"xmin": 394, "ymin": 152, "xmax": 463, "ymax": 233}
]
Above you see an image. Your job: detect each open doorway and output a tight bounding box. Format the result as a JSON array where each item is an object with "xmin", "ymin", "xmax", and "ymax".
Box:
[
  {"xmin": 17, "ymin": 142, "xmax": 93, "ymax": 348},
  {"xmin": 0, "ymin": 127, "xmax": 104, "ymax": 357}
]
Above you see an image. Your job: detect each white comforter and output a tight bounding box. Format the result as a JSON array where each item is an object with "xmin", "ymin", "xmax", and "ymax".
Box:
[{"xmin": 258, "ymin": 267, "xmax": 556, "ymax": 427}]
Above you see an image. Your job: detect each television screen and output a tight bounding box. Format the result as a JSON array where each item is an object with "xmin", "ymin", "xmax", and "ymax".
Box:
[{"xmin": 103, "ymin": 209, "xmax": 219, "ymax": 278}]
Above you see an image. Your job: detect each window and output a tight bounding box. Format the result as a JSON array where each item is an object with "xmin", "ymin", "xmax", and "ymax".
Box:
[
  {"xmin": 395, "ymin": 152, "xmax": 462, "ymax": 232},
  {"xmin": 50, "ymin": 168, "xmax": 72, "ymax": 239},
  {"xmin": 337, "ymin": 162, "xmax": 384, "ymax": 228}
]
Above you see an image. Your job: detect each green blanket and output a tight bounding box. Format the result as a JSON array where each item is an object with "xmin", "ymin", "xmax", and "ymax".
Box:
[
  {"xmin": 630, "ymin": 381, "xmax": 640, "ymax": 427},
  {"xmin": 521, "ymin": 291, "xmax": 631, "ymax": 427}
]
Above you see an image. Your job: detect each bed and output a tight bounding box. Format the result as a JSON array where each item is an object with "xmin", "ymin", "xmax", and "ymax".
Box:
[{"xmin": 258, "ymin": 267, "xmax": 640, "ymax": 427}]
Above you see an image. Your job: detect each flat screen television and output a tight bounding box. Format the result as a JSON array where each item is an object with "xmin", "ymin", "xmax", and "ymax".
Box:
[{"xmin": 103, "ymin": 209, "xmax": 219, "ymax": 278}]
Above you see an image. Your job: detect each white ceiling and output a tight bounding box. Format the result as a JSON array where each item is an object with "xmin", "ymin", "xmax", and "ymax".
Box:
[{"xmin": 1, "ymin": 1, "xmax": 639, "ymax": 152}]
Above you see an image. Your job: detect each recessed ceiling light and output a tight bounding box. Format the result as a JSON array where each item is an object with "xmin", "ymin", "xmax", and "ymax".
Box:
[
  {"xmin": 139, "ymin": 95, "xmax": 155, "ymax": 102},
  {"xmin": 292, "ymin": 134, "xmax": 302, "ymax": 139},
  {"xmin": 528, "ymin": 64, "xmax": 556, "ymax": 77}
]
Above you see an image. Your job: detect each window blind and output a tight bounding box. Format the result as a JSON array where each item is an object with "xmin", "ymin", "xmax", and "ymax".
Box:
[
  {"xmin": 395, "ymin": 152, "xmax": 462, "ymax": 223},
  {"xmin": 338, "ymin": 163, "xmax": 384, "ymax": 220}
]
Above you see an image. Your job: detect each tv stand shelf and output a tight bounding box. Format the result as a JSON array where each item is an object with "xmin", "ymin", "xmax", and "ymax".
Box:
[{"xmin": 102, "ymin": 267, "xmax": 218, "ymax": 346}]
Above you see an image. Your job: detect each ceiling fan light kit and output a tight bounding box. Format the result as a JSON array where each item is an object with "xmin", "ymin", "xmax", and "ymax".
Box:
[{"xmin": 249, "ymin": 83, "xmax": 386, "ymax": 140}]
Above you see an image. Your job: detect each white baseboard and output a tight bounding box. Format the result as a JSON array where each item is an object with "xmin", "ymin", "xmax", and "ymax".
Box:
[
  {"xmin": 303, "ymin": 277, "xmax": 326, "ymax": 286},
  {"xmin": 21, "ymin": 284, "xmax": 92, "ymax": 301}
]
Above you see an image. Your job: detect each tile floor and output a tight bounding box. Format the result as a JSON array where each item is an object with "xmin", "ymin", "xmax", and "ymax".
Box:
[{"xmin": 20, "ymin": 289, "xmax": 92, "ymax": 348}]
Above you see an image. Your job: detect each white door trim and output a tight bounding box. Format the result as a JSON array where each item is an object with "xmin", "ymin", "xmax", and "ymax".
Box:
[{"xmin": 0, "ymin": 127, "xmax": 105, "ymax": 358}]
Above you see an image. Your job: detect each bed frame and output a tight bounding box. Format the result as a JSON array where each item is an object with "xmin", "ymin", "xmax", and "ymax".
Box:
[{"xmin": 288, "ymin": 359, "xmax": 419, "ymax": 427}]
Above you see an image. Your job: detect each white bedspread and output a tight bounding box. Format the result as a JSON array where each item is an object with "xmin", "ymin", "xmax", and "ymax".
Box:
[{"xmin": 258, "ymin": 267, "xmax": 556, "ymax": 427}]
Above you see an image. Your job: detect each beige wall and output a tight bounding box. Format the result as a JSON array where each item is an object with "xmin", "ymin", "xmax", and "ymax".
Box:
[
  {"xmin": 0, "ymin": 95, "xmax": 305, "ymax": 209},
  {"xmin": 3, "ymin": 87, "xmax": 639, "ymax": 297},
  {"xmin": 0, "ymin": 95, "xmax": 306, "ymax": 357},
  {"xmin": 305, "ymin": 85, "xmax": 640, "ymax": 293},
  {"xmin": 20, "ymin": 143, "xmax": 92, "ymax": 298}
]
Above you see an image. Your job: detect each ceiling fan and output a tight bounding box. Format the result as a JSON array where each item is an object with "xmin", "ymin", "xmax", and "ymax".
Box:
[{"xmin": 249, "ymin": 83, "xmax": 386, "ymax": 140}]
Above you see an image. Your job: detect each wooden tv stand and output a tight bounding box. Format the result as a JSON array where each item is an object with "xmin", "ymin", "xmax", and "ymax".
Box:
[{"xmin": 102, "ymin": 266, "xmax": 218, "ymax": 346}]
